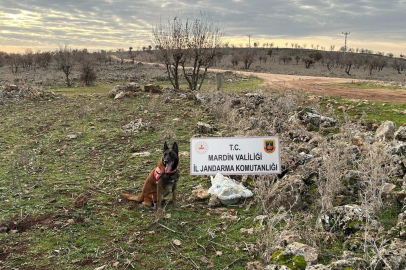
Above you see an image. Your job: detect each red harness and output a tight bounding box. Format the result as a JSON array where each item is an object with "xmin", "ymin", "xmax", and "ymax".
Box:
[{"xmin": 153, "ymin": 167, "xmax": 178, "ymax": 181}]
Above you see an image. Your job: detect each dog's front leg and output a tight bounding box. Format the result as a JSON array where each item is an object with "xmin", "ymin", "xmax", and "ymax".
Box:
[
  {"xmin": 157, "ymin": 180, "xmax": 163, "ymax": 214},
  {"xmin": 172, "ymin": 182, "xmax": 177, "ymax": 207}
]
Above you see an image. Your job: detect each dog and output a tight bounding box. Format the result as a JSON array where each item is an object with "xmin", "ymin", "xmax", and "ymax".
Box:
[{"xmin": 121, "ymin": 141, "xmax": 179, "ymax": 212}]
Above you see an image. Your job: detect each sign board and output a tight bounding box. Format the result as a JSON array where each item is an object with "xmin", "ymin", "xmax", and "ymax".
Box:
[{"xmin": 190, "ymin": 137, "xmax": 281, "ymax": 175}]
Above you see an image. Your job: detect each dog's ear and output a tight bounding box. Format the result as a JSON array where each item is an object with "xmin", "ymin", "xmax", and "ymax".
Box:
[
  {"xmin": 172, "ymin": 142, "xmax": 179, "ymax": 155},
  {"xmin": 163, "ymin": 141, "xmax": 169, "ymax": 152}
]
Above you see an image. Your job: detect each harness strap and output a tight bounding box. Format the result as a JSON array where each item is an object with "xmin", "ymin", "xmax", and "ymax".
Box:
[{"xmin": 154, "ymin": 167, "xmax": 178, "ymax": 181}]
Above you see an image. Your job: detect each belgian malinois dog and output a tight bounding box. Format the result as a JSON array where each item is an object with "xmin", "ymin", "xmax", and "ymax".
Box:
[{"xmin": 121, "ymin": 142, "xmax": 179, "ymax": 212}]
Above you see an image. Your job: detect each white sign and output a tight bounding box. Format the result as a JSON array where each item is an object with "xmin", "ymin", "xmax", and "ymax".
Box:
[{"xmin": 190, "ymin": 137, "xmax": 281, "ymax": 175}]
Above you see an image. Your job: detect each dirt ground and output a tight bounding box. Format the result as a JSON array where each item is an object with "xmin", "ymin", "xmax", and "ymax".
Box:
[{"xmin": 223, "ymin": 70, "xmax": 406, "ymax": 103}]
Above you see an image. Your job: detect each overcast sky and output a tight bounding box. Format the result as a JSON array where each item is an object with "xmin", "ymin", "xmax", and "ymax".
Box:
[{"xmin": 1, "ymin": 0, "xmax": 405, "ymax": 55}]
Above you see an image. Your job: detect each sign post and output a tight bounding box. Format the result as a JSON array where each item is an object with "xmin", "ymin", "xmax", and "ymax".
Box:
[{"xmin": 190, "ymin": 137, "xmax": 281, "ymax": 175}]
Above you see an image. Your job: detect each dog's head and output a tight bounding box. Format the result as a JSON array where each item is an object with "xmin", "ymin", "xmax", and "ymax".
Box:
[{"xmin": 162, "ymin": 141, "xmax": 179, "ymax": 173}]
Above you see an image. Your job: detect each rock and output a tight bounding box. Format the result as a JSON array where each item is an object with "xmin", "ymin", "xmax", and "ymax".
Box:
[
  {"xmin": 395, "ymin": 190, "xmax": 406, "ymax": 202},
  {"xmin": 247, "ymin": 261, "xmax": 264, "ymax": 270},
  {"xmin": 131, "ymin": 152, "xmax": 150, "ymax": 158},
  {"xmin": 337, "ymin": 106, "xmax": 345, "ymax": 112},
  {"xmin": 375, "ymin": 120, "xmax": 396, "ymax": 142},
  {"xmin": 197, "ymin": 122, "xmax": 212, "ymax": 133},
  {"xmin": 382, "ymin": 183, "xmax": 396, "ymax": 196},
  {"xmin": 144, "ymin": 84, "xmax": 162, "ymax": 94},
  {"xmin": 125, "ymin": 82, "xmax": 141, "ymax": 92},
  {"xmin": 388, "ymin": 142, "xmax": 406, "ymax": 156},
  {"xmin": 395, "ymin": 126, "xmax": 406, "ymax": 141},
  {"xmin": 351, "ymin": 135, "xmax": 363, "ymax": 147},
  {"xmin": 114, "ymin": 91, "xmax": 126, "ymax": 100},
  {"xmin": 305, "ymin": 264, "xmax": 331, "ymax": 270},
  {"xmin": 172, "ymin": 239, "xmax": 182, "ymax": 246},
  {"xmin": 208, "ymin": 195, "xmax": 222, "ymax": 207},
  {"xmin": 122, "ymin": 119, "xmax": 150, "ymax": 134},
  {"xmin": 297, "ymin": 108, "xmax": 336, "ymax": 127},
  {"xmin": 283, "ymin": 242, "xmax": 319, "ymax": 265},
  {"xmin": 179, "ymin": 151, "xmax": 189, "ymax": 157},
  {"xmin": 303, "ymin": 112, "xmax": 336, "ymax": 127},
  {"xmin": 319, "ymin": 205, "xmax": 378, "ymax": 234},
  {"xmin": 396, "ymin": 210, "xmax": 406, "ymax": 238},
  {"xmin": 107, "ymin": 88, "xmax": 118, "ymax": 98},
  {"xmin": 271, "ymin": 249, "xmax": 307, "ymax": 270},
  {"xmin": 67, "ymin": 134, "xmax": 78, "ymax": 139},
  {"xmin": 245, "ymin": 93, "xmax": 264, "ymax": 106},
  {"xmin": 329, "ymin": 257, "xmax": 367, "ymax": 270},
  {"xmin": 266, "ymin": 175, "xmax": 309, "ymax": 211},
  {"xmin": 264, "ymin": 264, "xmax": 291, "ymax": 270},
  {"xmin": 194, "ymin": 93, "xmax": 205, "ymax": 104},
  {"xmin": 189, "ymin": 186, "xmax": 210, "ymax": 201}
]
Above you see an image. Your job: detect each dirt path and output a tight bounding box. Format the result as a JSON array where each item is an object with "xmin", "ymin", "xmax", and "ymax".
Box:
[
  {"xmin": 212, "ymin": 69, "xmax": 406, "ymax": 103},
  {"xmin": 136, "ymin": 61, "xmax": 406, "ymax": 103}
]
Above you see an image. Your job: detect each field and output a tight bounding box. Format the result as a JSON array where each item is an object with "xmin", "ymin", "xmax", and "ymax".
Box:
[
  {"xmin": 0, "ymin": 67, "xmax": 266, "ymax": 269},
  {"xmin": 1, "ymin": 56, "xmax": 406, "ymax": 270}
]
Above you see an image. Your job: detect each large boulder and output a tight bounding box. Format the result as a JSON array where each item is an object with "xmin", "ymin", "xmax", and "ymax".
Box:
[{"xmin": 375, "ymin": 121, "xmax": 396, "ymax": 142}]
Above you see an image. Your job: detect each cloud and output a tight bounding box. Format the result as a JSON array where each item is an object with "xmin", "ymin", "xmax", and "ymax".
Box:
[{"xmin": 0, "ymin": 0, "xmax": 404, "ymax": 54}]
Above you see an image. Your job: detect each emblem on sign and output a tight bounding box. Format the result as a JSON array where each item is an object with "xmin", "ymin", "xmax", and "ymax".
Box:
[
  {"xmin": 195, "ymin": 141, "xmax": 209, "ymax": 154},
  {"xmin": 264, "ymin": 139, "xmax": 276, "ymax": 154}
]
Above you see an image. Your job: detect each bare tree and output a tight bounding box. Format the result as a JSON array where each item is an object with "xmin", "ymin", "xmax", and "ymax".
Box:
[
  {"xmin": 392, "ymin": 59, "xmax": 405, "ymax": 74},
  {"xmin": 54, "ymin": 45, "xmax": 77, "ymax": 87},
  {"xmin": 241, "ymin": 49, "xmax": 255, "ymax": 69},
  {"xmin": 294, "ymin": 55, "xmax": 300, "ymax": 65},
  {"xmin": 5, "ymin": 53, "xmax": 22, "ymax": 73},
  {"xmin": 128, "ymin": 47, "xmax": 136, "ymax": 64},
  {"xmin": 152, "ymin": 15, "xmax": 223, "ymax": 90}
]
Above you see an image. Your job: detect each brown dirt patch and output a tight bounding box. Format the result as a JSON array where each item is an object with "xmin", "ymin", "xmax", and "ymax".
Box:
[
  {"xmin": 236, "ymin": 71, "xmax": 406, "ymax": 103},
  {"xmin": 1, "ymin": 214, "xmax": 84, "ymax": 233}
]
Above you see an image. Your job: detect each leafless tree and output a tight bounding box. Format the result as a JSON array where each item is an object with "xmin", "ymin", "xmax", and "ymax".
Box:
[
  {"xmin": 5, "ymin": 53, "xmax": 22, "ymax": 73},
  {"xmin": 267, "ymin": 49, "xmax": 273, "ymax": 60},
  {"xmin": 279, "ymin": 55, "xmax": 292, "ymax": 65},
  {"xmin": 54, "ymin": 44, "xmax": 77, "ymax": 87},
  {"xmin": 294, "ymin": 55, "xmax": 300, "ymax": 65},
  {"xmin": 241, "ymin": 49, "xmax": 255, "ymax": 69},
  {"xmin": 152, "ymin": 15, "xmax": 223, "ymax": 90},
  {"xmin": 0, "ymin": 51, "xmax": 5, "ymax": 67},
  {"xmin": 259, "ymin": 55, "xmax": 267, "ymax": 64},
  {"xmin": 392, "ymin": 59, "xmax": 405, "ymax": 74},
  {"xmin": 129, "ymin": 47, "xmax": 136, "ymax": 64}
]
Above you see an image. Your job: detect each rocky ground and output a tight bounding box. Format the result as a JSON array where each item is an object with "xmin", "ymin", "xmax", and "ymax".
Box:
[{"xmin": 1, "ymin": 62, "xmax": 406, "ymax": 269}]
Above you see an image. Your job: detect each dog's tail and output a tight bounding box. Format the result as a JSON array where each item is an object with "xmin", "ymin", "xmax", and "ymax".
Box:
[{"xmin": 121, "ymin": 193, "xmax": 143, "ymax": 202}]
